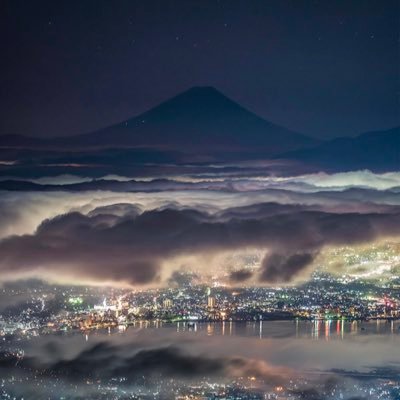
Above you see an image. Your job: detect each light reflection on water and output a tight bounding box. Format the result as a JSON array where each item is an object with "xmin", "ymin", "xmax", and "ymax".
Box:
[
  {"xmin": 25, "ymin": 319, "xmax": 400, "ymax": 385},
  {"xmin": 91, "ymin": 319, "xmax": 400, "ymax": 340}
]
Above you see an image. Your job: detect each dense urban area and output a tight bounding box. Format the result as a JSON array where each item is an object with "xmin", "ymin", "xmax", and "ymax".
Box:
[{"xmin": 1, "ymin": 264, "xmax": 400, "ymax": 399}]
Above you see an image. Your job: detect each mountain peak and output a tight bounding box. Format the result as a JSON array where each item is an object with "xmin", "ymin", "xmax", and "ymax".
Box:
[
  {"xmin": 136, "ymin": 86, "xmax": 255, "ymax": 127},
  {"xmin": 178, "ymin": 85, "xmax": 232, "ymax": 101},
  {"xmin": 184, "ymin": 85, "xmax": 221, "ymax": 93},
  {"xmin": 93, "ymin": 86, "xmax": 317, "ymax": 154},
  {"xmin": 154, "ymin": 86, "xmax": 235, "ymax": 109}
]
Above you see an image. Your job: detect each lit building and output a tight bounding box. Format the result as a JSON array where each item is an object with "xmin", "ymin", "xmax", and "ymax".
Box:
[
  {"xmin": 208, "ymin": 296, "xmax": 216, "ymax": 308},
  {"xmin": 163, "ymin": 299, "xmax": 173, "ymax": 308}
]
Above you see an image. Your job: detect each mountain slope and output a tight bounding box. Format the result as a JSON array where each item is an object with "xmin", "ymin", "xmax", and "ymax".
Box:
[
  {"xmin": 281, "ymin": 127, "xmax": 400, "ymax": 171},
  {"xmin": 0, "ymin": 86, "xmax": 317, "ymax": 161},
  {"xmin": 66, "ymin": 86, "xmax": 317, "ymax": 155}
]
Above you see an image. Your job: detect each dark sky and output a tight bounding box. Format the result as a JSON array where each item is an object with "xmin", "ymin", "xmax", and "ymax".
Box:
[{"xmin": 1, "ymin": 0, "xmax": 398, "ymax": 139}]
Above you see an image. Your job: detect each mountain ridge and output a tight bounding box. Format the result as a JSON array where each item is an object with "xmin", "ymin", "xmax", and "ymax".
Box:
[
  {"xmin": 280, "ymin": 126, "xmax": 400, "ymax": 171},
  {"xmin": 0, "ymin": 86, "xmax": 317, "ymax": 156}
]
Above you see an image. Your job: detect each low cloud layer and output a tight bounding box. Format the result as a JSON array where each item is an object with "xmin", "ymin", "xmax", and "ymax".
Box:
[
  {"xmin": 2, "ymin": 169, "xmax": 400, "ymax": 191},
  {"xmin": 20, "ymin": 344, "xmax": 281, "ymax": 383},
  {"xmin": 1, "ymin": 326, "xmax": 399, "ymax": 399},
  {"xmin": 1, "ymin": 174, "xmax": 400, "ymax": 240},
  {"xmin": 1, "ymin": 201, "xmax": 400, "ymax": 285},
  {"xmin": 260, "ymin": 252, "xmax": 317, "ymax": 283},
  {"xmin": 0, "ymin": 330, "xmax": 289, "ymax": 398},
  {"xmin": 0, "ymin": 169, "xmax": 399, "ymax": 285}
]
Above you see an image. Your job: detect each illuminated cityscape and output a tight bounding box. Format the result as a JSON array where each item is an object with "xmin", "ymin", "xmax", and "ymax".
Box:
[
  {"xmin": 1, "ymin": 262, "xmax": 400, "ymax": 399},
  {"xmin": 2, "ymin": 268, "xmax": 400, "ymax": 336}
]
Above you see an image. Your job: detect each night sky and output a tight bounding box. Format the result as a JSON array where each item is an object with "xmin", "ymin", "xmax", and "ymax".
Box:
[{"xmin": 1, "ymin": 0, "xmax": 398, "ymax": 139}]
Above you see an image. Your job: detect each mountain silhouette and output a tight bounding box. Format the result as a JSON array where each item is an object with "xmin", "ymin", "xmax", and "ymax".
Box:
[
  {"xmin": 281, "ymin": 126, "xmax": 400, "ymax": 171},
  {"xmin": 0, "ymin": 87, "xmax": 317, "ymax": 157},
  {"xmin": 4, "ymin": 88, "xmax": 398, "ymax": 174}
]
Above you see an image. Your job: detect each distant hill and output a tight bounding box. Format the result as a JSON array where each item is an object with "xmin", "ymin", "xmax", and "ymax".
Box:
[
  {"xmin": 0, "ymin": 87, "xmax": 317, "ymax": 158},
  {"xmin": 280, "ymin": 127, "xmax": 400, "ymax": 172}
]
